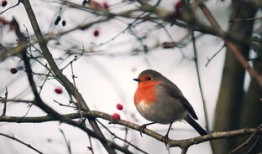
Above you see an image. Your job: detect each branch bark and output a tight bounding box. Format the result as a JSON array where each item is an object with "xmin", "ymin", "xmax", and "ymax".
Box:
[
  {"xmin": 0, "ymin": 110, "xmax": 261, "ymax": 149},
  {"xmin": 20, "ymin": 0, "xmax": 116, "ymax": 153},
  {"xmin": 201, "ymin": 1, "xmax": 259, "ymax": 153}
]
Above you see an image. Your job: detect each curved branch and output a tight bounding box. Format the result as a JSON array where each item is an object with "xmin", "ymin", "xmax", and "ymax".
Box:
[
  {"xmin": 197, "ymin": 0, "xmax": 262, "ymax": 88},
  {"xmin": 20, "ymin": 0, "xmax": 116, "ymax": 153},
  {"xmin": 0, "ymin": 110, "xmax": 260, "ymax": 149}
]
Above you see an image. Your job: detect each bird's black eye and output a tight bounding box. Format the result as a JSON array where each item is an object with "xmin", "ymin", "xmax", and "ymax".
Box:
[{"xmin": 146, "ymin": 76, "xmax": 152, "ymax": 81}]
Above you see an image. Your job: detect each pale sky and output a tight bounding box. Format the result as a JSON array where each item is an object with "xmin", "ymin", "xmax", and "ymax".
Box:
[{"xmin": 0, "ymin": 0, "xmax": 233, "ymax": 153}]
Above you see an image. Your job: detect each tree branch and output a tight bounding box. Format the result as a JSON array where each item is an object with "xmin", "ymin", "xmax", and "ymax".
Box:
[
  {"xmin": 191, "ymin": 31, "xmax": 210, "ymax": 132},
  {"xmin": 0, "ymin": 87, "xmax": 8, "ymax": 116},
  {"xmin": 0, "ymin": 133, "xmax": 43, "ymax": 154},
  {"xmin": 20, "ymin": 0, "xmax": 116, "ymax": 153},
  {"xmin": 197, "ymin": 0, "xmax": 262, "ymax": 88},
  {"xmin": 9, "ymin": 14, "xmax": 131, "ymax": 154},
  {"xmin": 230, "ymin": 124, "xmax": 262, "ymax": 154},
  {"xmin": 0, "ymin": 110, "xmax": 260, "ymax": 150}
]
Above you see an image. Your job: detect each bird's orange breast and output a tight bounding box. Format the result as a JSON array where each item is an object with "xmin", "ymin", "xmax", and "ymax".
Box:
[{"xmin": 134, "ymin": 81, "xmax": 159, "ymax": 105}]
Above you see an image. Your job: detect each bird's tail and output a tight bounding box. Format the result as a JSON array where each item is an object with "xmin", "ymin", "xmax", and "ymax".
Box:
[{"xmin": 185, "ymin": 114, "xmax": 207, "ymax": 135}]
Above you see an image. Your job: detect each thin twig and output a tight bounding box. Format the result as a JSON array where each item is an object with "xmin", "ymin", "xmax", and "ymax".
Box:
[
  {"xmin": 53, "ymin": 100, "xmax": 77, "ymax": 109},
  {"xmin": 191, "ymin": 31, "xmax": 210, "ymax": 132},
  {"xmin": 21, "ymin": 0, "xmax": 118, "ymax": 153},
  {"xmin": 230, "ymin": 123, "xmax": 262, "ymax": 154},
  {"xmin": 197, "ymin": 0, "xmax": 262, "ymax": 88},
  {"xmin": 10, "ymin": 14, "xmax": 131, "ymax": 154},
  {"xmin": 1, "ymin": 87, "xmax": 8, "ymax": 116},
  {"xmin": 0, "ymin": 99, "xmax": 34, "ymax": 104},
  {"xmin": 69, "ymin": 60, "xmax": 85, "ymax": 123},
  {"xmin": 87, "ymin": 134, "xmax": 95, "ymax": 154},
  {"xmin": 97, "ymin": 120, "xmax": 148, "ymax": 154},
  {"xmin": 205, "ymin": 44, "xmax": 225, "ymax": 67},
  {"xmin": 59, "ymin": 128, "xmax": 72, "ymax": 154},
  {"xmin": 0, "ymin": 0, "xmax": 21, "ymax": 15},
  {"xmin": 247, "ymin": 136, "xmax": 260, "ymax": 153},
  {"xmin": 0, "ymin": 133, "xmax": 43, "ymax": 154},
  {"xmin": 230, "ymin": 16, "xmax": 262, "ymax": 22}
]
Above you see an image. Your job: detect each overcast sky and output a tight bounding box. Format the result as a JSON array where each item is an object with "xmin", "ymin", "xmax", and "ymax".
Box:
[{"xmin": 0, "ymin": 0, "xmax": 235, "ymax": 153}]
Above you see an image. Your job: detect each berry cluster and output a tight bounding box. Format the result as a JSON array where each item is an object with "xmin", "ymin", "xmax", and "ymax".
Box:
[
  {"xmin": 54, "ymin": 16, "xmax": 66, "ymax": 27},
  {"xmin": 111, "ymin": 103, "xmax": 124, "ymax": 121}
]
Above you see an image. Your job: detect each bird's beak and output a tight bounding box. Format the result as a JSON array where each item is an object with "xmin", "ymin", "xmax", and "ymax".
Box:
[{"xmin": 133, "ymin": 78, "xmax": 140, "ymax": 82}]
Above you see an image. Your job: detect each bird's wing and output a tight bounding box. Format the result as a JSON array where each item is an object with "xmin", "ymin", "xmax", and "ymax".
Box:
[{"xmin": 160, "ymin": 82, "xmax": 198, "ymax": 120}]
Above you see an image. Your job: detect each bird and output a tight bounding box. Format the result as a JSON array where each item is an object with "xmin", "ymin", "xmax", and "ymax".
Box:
[{"xmin": 133, "ymin": 69, "xmax": 207, "ymax": 142}]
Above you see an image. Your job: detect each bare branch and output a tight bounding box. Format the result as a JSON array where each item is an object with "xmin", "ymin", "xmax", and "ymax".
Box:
[
  {"xmin": 230, "ymin": 124, "xmax": 262, "ymax": 154},
  {"xmin": 191, "ymin": 31, "xmax": 210, "ymax": 132},
  {"xmin": 196, "ymin": 0, "xmax": 262, "ymax": 88},
  {"xmin": 0, "ymin": 133, "xmax": 43, "ymax": 154},
  {"xmin": 9, "ymin": 13, "xmax": 131, "ymax": 154},
  {"xmin": 21, "ymin": 0, "xmax": 117, "ymax": 153},
  {"xmin": 0, "ymin": 110, "xmax": 260, "ymax": 149},
  {"xmin": 59, "ymin": 128, "xmax": 72, "ymax": 154},
  {"xmin": 0, "ymin": 87, "xmax": 8, "ymax": 116}
]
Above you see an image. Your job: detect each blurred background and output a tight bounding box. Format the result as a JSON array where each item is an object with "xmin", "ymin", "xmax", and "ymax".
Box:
[{"xmin": 0, "ymin": 0, "xmax": 261, "ymax": 154}]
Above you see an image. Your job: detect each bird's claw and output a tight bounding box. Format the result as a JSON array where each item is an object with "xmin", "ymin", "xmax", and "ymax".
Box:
[
  {"xmin": 161, "ymin": 134, "xmax": 169, "ymax": 146},
  {"xmin": 138, "ymin": 124, "xmax": 147, "ymax": 137}
]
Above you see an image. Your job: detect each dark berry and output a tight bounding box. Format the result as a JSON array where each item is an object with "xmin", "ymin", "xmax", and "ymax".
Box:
[
  {"xmin": 103, "ymin": 2, "xmax": 109, "ymax": 9},
  {"xmin": 175, "ymin": 0, "xmax": 184, "ymax": 10},
  {"xmin": 82, "ymin": 0, "xmax": 88, "ymax": 6},
  {"xmin": 2, "ymin": 0, "xmax": 7, "ymax": 7},
  {"xmin": 162, "ymin": 42, "xmax": 175, "ymax": 49},
  {"xmin": 93, "ymin": 30, "xmax": 99, "ymax": 37},
  {"xmin": 62, "ymin": 20, "xmax": 66, "ymax": 26},
  {"xmin": 54, "ymin": 16, "xmax": 61, "ymax": 25},
  {"xmin": 10, "ymin": 68, "xmax": 17, "ymax": 74},
  {"xmin": 54, "ymin": 87, "xmax": 63, "ymax": 94}
]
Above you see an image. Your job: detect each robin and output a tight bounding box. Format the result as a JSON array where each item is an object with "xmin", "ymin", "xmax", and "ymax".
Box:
[{"xmin": 133, "ymin": 69, "xmax": 207, "ymax": 142}]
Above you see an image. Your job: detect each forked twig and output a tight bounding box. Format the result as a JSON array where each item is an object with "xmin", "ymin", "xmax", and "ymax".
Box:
[{"xmin": 230, "ymin": 124, "xmax": 262, "ymax": 154}]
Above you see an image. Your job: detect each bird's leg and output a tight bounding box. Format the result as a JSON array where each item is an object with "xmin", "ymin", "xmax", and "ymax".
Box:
[
  {"xmin": 139, "ymin": 122, "xmax": 156, "ymax": 136},
  {"xmin": 161, "ymin": 122, "xmax": 173, "ymax": 145}
]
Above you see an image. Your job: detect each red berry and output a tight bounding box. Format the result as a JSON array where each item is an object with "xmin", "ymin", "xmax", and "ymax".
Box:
[
  {"xmin": 174, "ymin": 0, "xmax": 185, "ymax": 18},
  {"xmin": 54, "ymin": 87, "xmax": 63, "ymax": 94},
  {"xmin": 93, "ymin": 30, "xmax": 99, "ymax": 37},
  {"xmin": 10, "ymin": 68, "xmax": 17, "ymax": 74},
  {"xmin": 103, "ymin": 2, "xmax": 109, "ymax": 9},
  {"xmin": 116, "ymin": 104, "xmax": 123, "ymax": 110},
  {"xmin": 2, "ymin": 0, "xmax": 7, "ymax": 7},
  {"xmin": 111, "ymin": 113, "xmax": 120, "ymax": 120},
  {"xmin": 0, "ymin": 18, "xmax": 9, "ymax": 25},
  {"xmin": 92, "ymin": 1, "xmax": 102, "ymax": 9},
  {"xmin": 175, "ymin": 0, "xmax": 184, "ymax": 10}
]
